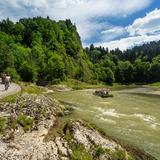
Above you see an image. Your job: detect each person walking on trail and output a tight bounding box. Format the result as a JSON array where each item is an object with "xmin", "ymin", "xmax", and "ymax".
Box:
[
  {"xmin": 4, "ymin": 75, "xmax": 11, "ymax": 91},
  {"xmin": 1, "ymin": 73, "xmax": 6, "ymax": 84}
]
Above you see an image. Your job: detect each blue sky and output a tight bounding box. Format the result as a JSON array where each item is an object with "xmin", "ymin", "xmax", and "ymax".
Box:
[{"xmin": 0, "ymin": 0, "xmax": 160, "ymax": 50}]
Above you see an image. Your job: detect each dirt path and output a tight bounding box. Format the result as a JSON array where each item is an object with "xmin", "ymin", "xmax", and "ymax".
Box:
[{"xmin": 0, "ymin": 83, "xmax": 21, "ymax": 99}]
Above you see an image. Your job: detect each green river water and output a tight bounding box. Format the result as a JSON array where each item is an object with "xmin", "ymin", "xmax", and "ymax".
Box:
[{"xmin": 52, "ymin": 87, "xmax": 160, "ymax": 159}]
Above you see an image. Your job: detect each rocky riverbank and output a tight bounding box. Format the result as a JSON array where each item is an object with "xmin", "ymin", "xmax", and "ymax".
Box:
[
  {"xmin": 0, "ymin": 93, "xmax": 157, "ymax": 160},
  {"xmin": 0, "ymin": 94, "xmax": 72, "ymax": 160}
]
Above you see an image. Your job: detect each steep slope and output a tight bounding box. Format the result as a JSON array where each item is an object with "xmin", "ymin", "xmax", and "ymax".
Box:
[{"xmin": 0, "ymin": 17, "xmax": 93, "ymax": 84}]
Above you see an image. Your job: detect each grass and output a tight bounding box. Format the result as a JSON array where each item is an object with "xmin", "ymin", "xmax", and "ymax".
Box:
[
  {"xmin": 148, "ymin": 82, "xmax": 160, "ymax": 87},
  {"xmin": 71, "ymin": 144, "xmax": 93, "ymax": 160},
  {"xmin": 64, "ymin": 127, "xmax": 93, "ymax": 160},
  {"xmin": 0, "ymin": 117, "xmax": 7, "ymax": 134},
  {"xmin": 18, "ymin": 82, "xmax": 45, "ymax": 94},
  {"xmin": 17, "ymin": 114, "xmax": 34, "ymax": 132},
  {"xmin": 60, "ymin": 79, "xmax": 138, "ymax": 91},
  {"xmin": 94, "ymin": 146, "xmax": 106, "ymax": 158},
  {"xmin": 61, "ymin": 79, "xmax": 107, "ymax": 90},
  {"xmin": 111, "ymin": 147, "xmax": 134, "ymax": 160},
  {"xmin": 0, "ymin": 94, "xmax": 19, "ymax": 103}
]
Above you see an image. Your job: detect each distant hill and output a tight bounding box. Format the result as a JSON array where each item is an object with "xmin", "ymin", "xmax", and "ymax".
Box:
[{"xmin": 85, "ymin": 41, "xmax": 160, "ymax": 83}]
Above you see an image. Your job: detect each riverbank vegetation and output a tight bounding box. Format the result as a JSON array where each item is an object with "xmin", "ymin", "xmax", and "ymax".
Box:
[
  {"xmin": 148, "ymin": 82, "xmax": 160, "ymax": 87},
  {"xmin": 59, "ymin": 79, "xmax": 139, "ymax": 90},
  {"xmin": 0, "ymin": 17, "xmax": 160, "ymax": 86}
]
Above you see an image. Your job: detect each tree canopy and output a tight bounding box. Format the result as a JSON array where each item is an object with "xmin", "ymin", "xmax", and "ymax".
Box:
[
  {"xmin": 0, "ymin": 17, "xmax": 160, "ymax": 84},
  {"xmin": 0, "ymin": 17, "xmax": 92, "ymax": 84}
]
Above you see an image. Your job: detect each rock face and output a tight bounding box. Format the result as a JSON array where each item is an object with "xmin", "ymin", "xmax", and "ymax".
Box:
[
  {"xmin": 64, "ymin": 121, "xmax": 135, "ymax": 160},
  {"xmin": 0, "ymin": 137, "xmax": 71, "ymax": 160},
  {"xmin": 0, "ymin": 94, "xmax": 71, "ymax": 160},
  {"xmin": 70, "ymin": 121, "xmax": 118, "ymax": 151}
]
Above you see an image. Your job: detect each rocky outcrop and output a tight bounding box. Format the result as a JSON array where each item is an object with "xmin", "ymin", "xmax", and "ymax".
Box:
[
  {"xmin": 0, "ymin": 94, "xmax": 71, "ymax": 160},
  {"xmin": 70, "ymin": 121, "xmax": 118, "ymax": 150},
  {"xmin": 64, "ymin": 121, "xmax": 135, "ymax": 160},
  {"xmin": 0, "ymin": 137, "xmax": 71, "ymax": 160}
]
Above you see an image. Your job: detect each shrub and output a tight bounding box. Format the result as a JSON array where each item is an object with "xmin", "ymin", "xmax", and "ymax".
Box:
[
  {"xmin": 71, "ymin": 144, "xmax": 92, "ymax": 160},
  {"xmin": 111, "ymin": 148, "xmax": 134, "ymax": 160},
  {"xmin": 95, "ymin": 146, "xmax": 106, "ymax": 157},
  {"xmin": 19, "ymin": 61, "xmax": 37, "ymax": 82},
  {"xmin": 17, "ymin": 114, "xmax": 34, "ymax": 132},
  {"xmin": 5, "ymin": 67, "xmax": 20, "ymax": 81}
]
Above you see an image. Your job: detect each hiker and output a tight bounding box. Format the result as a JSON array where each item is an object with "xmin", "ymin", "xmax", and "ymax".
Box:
[
  {"xmin": 1, "ymin": 73, "xmax": 6, "ymax": 84},
  {"xmin": 4, "ymin": 75, "xmax": 11, "ymax": 91}
]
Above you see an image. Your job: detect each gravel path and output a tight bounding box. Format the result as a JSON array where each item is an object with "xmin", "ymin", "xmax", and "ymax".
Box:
[{"xmin": 0, "ymin": 83, "xmax": 21, "ymax": 99}]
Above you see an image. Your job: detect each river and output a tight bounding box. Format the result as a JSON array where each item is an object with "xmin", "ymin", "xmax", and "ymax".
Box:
[{"xmin": 51, "ymin": 86, "xmax": 160, "ymax": 159}]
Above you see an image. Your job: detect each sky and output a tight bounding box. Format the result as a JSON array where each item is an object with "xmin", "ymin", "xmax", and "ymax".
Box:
[{"xmin": 0, "ymin": 0, "xmax": 160, "ymax": 50}]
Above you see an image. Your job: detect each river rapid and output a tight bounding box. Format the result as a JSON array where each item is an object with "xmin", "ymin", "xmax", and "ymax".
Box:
[{"xmin": 52, "ymin": 86, "xmax": 160, "ymax": 159}]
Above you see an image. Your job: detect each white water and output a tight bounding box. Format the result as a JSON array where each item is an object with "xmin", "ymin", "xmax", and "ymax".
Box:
[{"xmin": 52, "ymin": 87, "xmax": 160, "ymax": 159}]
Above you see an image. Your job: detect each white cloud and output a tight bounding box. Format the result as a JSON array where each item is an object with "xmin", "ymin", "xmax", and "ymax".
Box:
[
  {"xmin": 101, "ymin": 26, "xmax": 126, "ymax": 41},
  {"xmin": 96, "ymin": 8, "xmax": 160, "ymax": 50},
  {"xmin": 76, "ymin": 20, "xmax": 106, "ymax": 41},
  {"xmin": 2, "ymin": 0, "xmax": 160, "ymax": 50},
  {"xmin": 95, "ymin": 34, "xmax": 160, "ymax": 51},
  {"xmin": 127, "ymin": 8, "xmax": 160, "ymax": 36},
  {"xmin": 0, "ymin": 0, "xmax": 153, "ymax": 41}
]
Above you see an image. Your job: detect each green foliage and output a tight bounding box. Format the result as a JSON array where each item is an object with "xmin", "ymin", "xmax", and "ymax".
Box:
[
  {"xmin": 150, "ymin": 62, "xmax": 160, "ymax": 82},
  {"xmin": 0, "ymin": 17, "xmax": 160, "ymax": 84},
  {"xmin": 111, "ymin": 148, "xmax": 134, "ymax": 160},
  {"xmin": 0, "ymin": 39, "xmax": 14, "ymax": 72},
  {"xmin": 19, "ymin": 82, "xmax": 45, "ymax": 94},
  {"xmin": 102, "ymin": 67, "xmax": 115, "ymax": 84},
  {"xmin": 0, "ymin": 17, "xmax": 92, "ymax": 84},
  {"xmin": 71, "ymin": 144, "xmax": 92, "ymax": 160},
  {"xmin": 133, "ymin": 59, "xmax": 150, "ymax": 83},
  {"xmin": 62, "ymin": 79, "xmax": 106, "ymax": 90},
  {"xmin": 149, "ymin": 82, "xmax": 160, "ymax": 87},
  {"xmin": 11, "ymin": 120, "xmax": 18, "ymax": 130},
  {"xmin": 17, "ymin": 114, "xmax": 34, "ymax": 132},
  {"xmin": 45, "ymin": 53, "xmax": 65, "ymax": 82},
  {"xmin": 19, "ymin": 61, "xmax": 37, "ymax": 82},
  {"xmin": 0, "ymin": 94, "xmax": 18, "ymax": 103},
  {"xmin": 5, "ymin": 67, "xmax": 20, "ymax": 81},
  {"xmin": 0, "ymin": 117, "xmax": 7, "ymax": 133},
  {"xmin": 86, "ymin": 41, "xmax": 160, "ymax": 84},
  {"xmin": 95, "ymin": 146, "xmax": 106, "ymax": 157},
  {"xmin": 116, "ymin": 61, "xmax": 133, "ymax": 83}
]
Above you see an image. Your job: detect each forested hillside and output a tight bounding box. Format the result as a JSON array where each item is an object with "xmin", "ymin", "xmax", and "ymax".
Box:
[
  {"xmin": 0, "ymin": 17, "xmax": 160, "ymax": 84},
  {"xmin": 0, "ymin": 17, "xmax": 92, "ymax": 84},
  {"xmin": 85, "ymin": 42, "xmax": 160, "ymax": 84}
]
